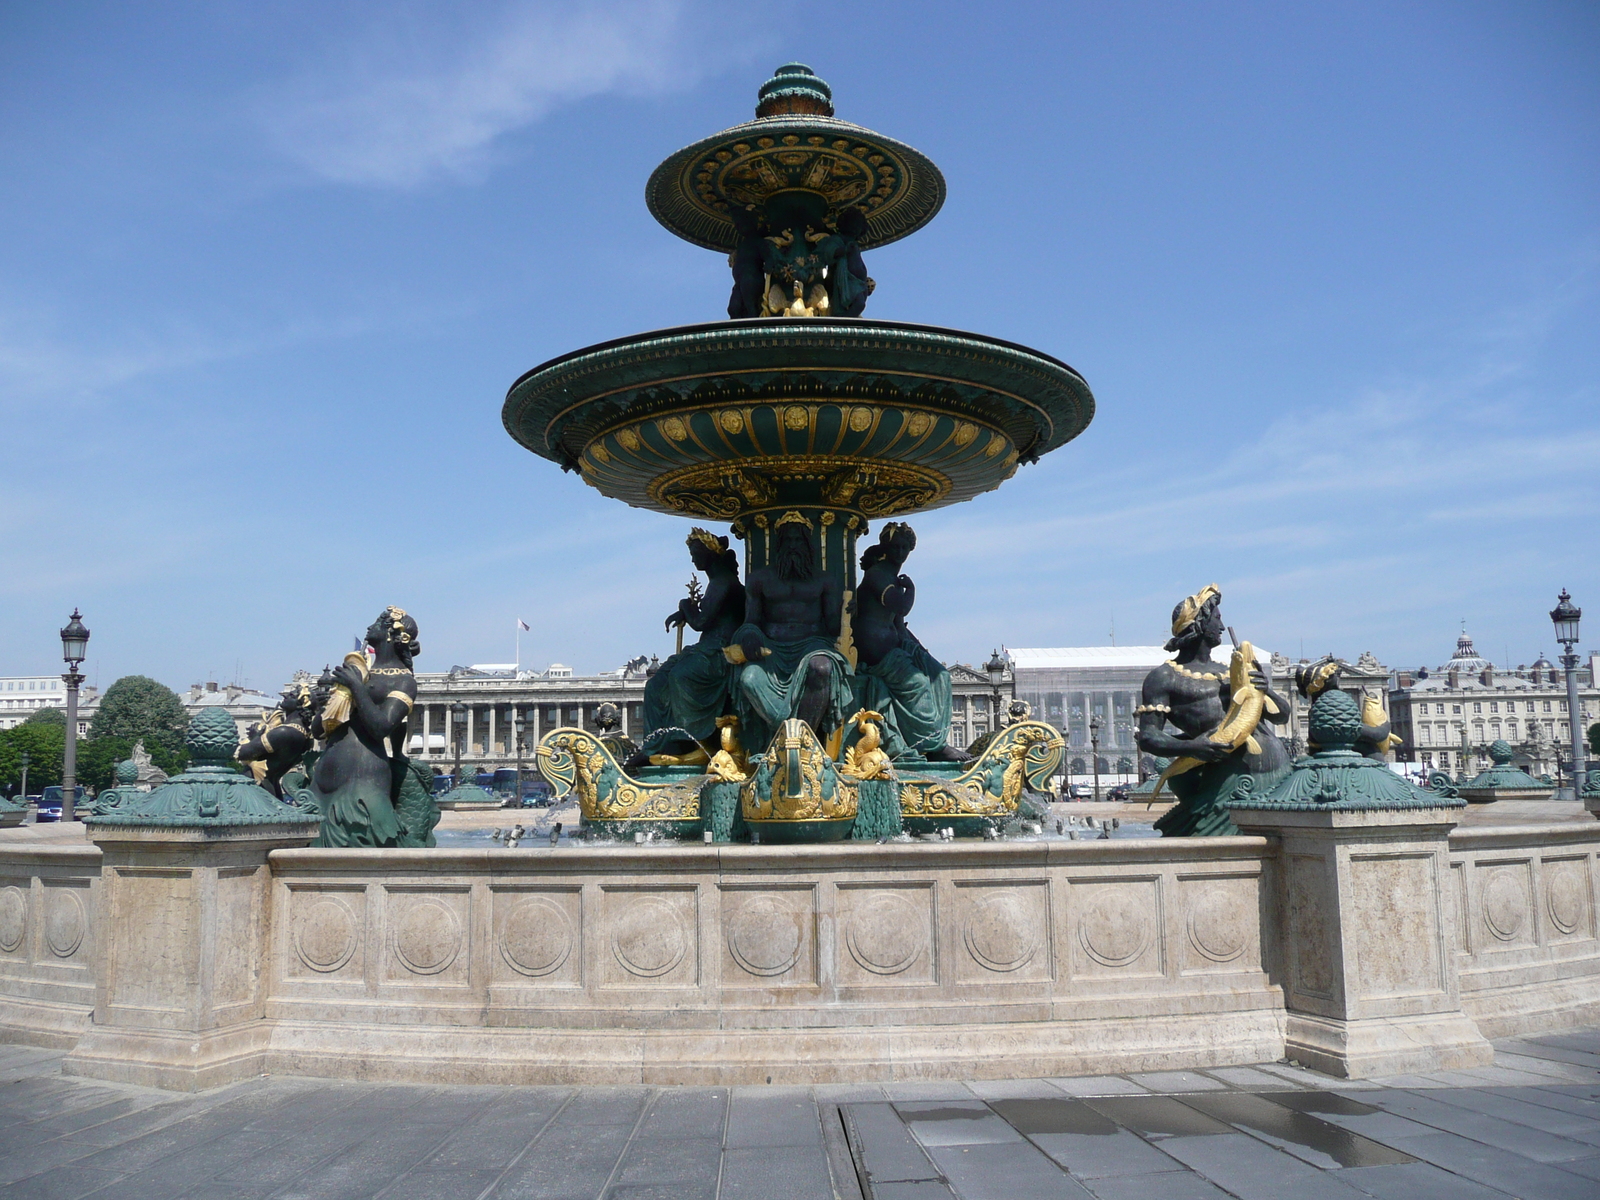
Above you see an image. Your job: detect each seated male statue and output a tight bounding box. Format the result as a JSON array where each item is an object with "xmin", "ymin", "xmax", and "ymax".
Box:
[
  {"xmin": 852, "ymin": 523, "xmax": 969, "ymax": 762},
  {"xmin": 730, "ymin": 511, "xmax": 854, "ymax": 750},
  {"xmin": 1134, "ymin": 584, "xmax": 1290, "ymax": 837}
]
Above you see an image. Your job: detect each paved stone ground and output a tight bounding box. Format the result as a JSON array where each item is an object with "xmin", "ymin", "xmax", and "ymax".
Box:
[{"xmin": 3, "ymin": 1031, "xmax": 1600, "ymax": 1199}]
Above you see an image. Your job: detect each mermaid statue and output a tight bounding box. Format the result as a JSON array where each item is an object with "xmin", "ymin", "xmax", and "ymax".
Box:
[{"xmin": 310, "ymin": 606, "xmax": 435, "ymax": 848}]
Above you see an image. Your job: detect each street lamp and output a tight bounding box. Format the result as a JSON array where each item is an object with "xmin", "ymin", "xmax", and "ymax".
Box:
[
  {"xmin": 985, "ymin": 649, "xmax": 1006, "ymax": 735},
  {"xmin": 1551, "ymin": 589, "xmax": 1586, "ymax": 795},
  {"xmin": 512, "ymin": 708, "xmax": 526, "ymax": 805},
  {"xmin": 18, "ymin": 751, "xmax": 30, "ymax": 806},
  {"xmin": 59, "ymin": 609, "xmax": 89, "ymax": 822},
  {"xmin": 450, "ymin": 700, "xmax": 468, "ymax": 785},
  {"xmin": 1089, "ymin": 714, "xmax": 1102, "ymax": 803}
]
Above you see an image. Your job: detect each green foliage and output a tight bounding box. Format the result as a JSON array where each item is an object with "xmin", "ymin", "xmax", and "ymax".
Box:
[
  {"xmin": 1590, "ymin": 722, "xmax": 1600, "ymax": 757},
  {"xmin": 75, "ymin": 737, "xmax": 134, "ymax": 793},
  {"xmin": 23, "ymin": 707, "xmax": 66, "ymax": 727},
  {"xmin": 88, "ymin": 676, "xmax": 189, "ymax": 753},
  {"xmin": 0, "ymin": 723, "xmax": 66, "ymax": 792}
]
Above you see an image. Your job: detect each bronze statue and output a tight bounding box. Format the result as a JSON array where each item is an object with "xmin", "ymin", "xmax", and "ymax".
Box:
[
  {"xmin": 235, "ymin": 679, "xmax": 325, "ymax": 799},
  {"xmin": 851, "ymin": 524, "xmax": 968, "ymax": 762},
  {"xmin": 731, "ymin": 512, "xmax": 854, "ymax": 750},
  {"xmin": 1134, "ymin": 584, "xmax": 1290, "ymax": 837},
  {"xmin": 310, "ymin": 607, "xmax": 423, "ymax": 848},
  {"xmin": 1295, "ymin": 655, "xmax": 1403, "ymax": 762},
  {"xmin": 629, "ymin": 529, "xmax": 746, "ymax": 770}
]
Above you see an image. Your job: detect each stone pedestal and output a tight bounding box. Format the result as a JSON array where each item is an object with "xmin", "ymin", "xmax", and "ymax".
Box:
[
  {"xmin": 62, "ymin": 824, "xmax": 317, "ymax": 1090},
  {"xmin": 1231, "ymin": 805, "xmax": 1492, "ymax": 1078},
  {"xmin": 60, "ymin": 704, "xmax": 320, "ymax": 1090}
]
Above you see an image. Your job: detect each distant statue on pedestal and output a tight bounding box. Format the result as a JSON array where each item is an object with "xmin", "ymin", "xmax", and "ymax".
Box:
[
  {"xmin": 235, "ymin": 679, "xmax": 325, "ymax": 799},
  {"xmin": 851, "ymin": 523, "xmax": 968, "ymax": 762},
  {"xmin": 731, "ymin": 512, "xmax": 854, "ymax": 751},
  {"xmin": 1134, "ymin": 584, "xmax": 1290, "ymax": 837}
]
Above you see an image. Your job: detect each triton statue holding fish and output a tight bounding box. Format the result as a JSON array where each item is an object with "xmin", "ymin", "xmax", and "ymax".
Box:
[{"xmin": 1134, "ymin": 584, "xmax": 1291, "ymax": 837}]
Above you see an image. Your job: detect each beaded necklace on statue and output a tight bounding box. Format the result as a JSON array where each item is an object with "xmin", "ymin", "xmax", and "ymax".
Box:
[{"xmin": 1167, "ymin": 660, "xmax": 1225, "ymax": 680}]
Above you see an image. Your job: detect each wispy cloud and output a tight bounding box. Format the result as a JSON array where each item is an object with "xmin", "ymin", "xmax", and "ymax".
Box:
[{"xmin": 257, "ymin": 0, "xmax": 710, "ymax": 188}]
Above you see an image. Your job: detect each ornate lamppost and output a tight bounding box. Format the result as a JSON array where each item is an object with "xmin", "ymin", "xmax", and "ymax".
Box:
[
  {"xmin": 1089, "ymin": 714, "xmax": 1102, "ymax": 802},
  {"xmin": 18, "ymin": 751, "xmax": 30, "ymax": 806},
  {"xmin": 985, "ymin": 649, "xmax": 1006, "ymax": 739},
  {"xmin": 59, "ymin": 609, "xmax": 89, "ymax": 822},
  {"xmin": 512, "ymin": 707, "xmax": 526, "ymax": 805},
  {"xmin": 1551, "ymin": 589, "xmax": 1586, "ymax": 796},
  {"xmin": 450, "ymin": 700, "xmax": 467, "ymax": 786}
]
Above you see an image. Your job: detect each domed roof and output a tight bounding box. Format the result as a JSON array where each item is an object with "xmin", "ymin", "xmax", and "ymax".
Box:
[{"xmin": 1444, "ymin": 630, "xmax": 1491, "ymax": 673}]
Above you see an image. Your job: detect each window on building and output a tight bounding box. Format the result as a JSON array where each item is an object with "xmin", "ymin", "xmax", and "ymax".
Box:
[
  {"xmin": 1489, "ymin": 702, "xmax": 1498, "ymax": 713},
  {"xmin": 1472, "ymin": 702, "xmax": 1481, "ymax": 713},
  {"xmin": 1452, "ymin": 704, "xmax": 1461, "ymax": 714},
  {"xmin": 1542, "ymin": 701, "xmax": 1551, "ymax": 713},
  {"xmin": 1527, "ymin": 701, "xmax": 1535, "ymax": 712}
]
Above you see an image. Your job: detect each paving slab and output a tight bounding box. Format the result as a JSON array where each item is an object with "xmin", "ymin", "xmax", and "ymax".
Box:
[
  {"xmin": 924, "ymin": 1140, "xmax": 1096, "ymax": 1200},
  {"xmin": 1152, "ymin": 1131, "xmax": 1370, "ymax": 1199},
  {"xmin": 1078, "ymin": 1172, "xmax": 1233, "ymax": 1200},
  {"xmin": 1381, "ymin": 1129, "xmax": 1600, "ymax": 1200},
  {"xmin": 1334, "ymin": 1161, "xmax": 1515, "ymax": 1199},
  {"xmin": 1042, "ymin": 1076, "xmax": 1150, "ymax": 1097},
  {"xmin": 718, "ymin": 1143, "xmax": 838, "ymax": 1200}
]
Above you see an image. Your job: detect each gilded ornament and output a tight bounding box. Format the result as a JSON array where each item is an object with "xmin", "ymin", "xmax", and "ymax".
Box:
[
  {"xmin": 840, "ymin": 711, "xmax": 895, "ymax": 781},
  {"xmin": 590, "ymin": 444, "xmax": 611, "ymax": 464},
  {"xmin": 617, "ymin": 427, "xmax": 641, "ymax": 452},
  {"xmin": 848, "ymin": 407, "xmax": 874, "ymax": 432},
  {"xmin": 953, "ymin": 422, "xmax": 978, "ymax": 447},
  {"xmin": 741, "ymin": 719, "xmax": 858, "ymax": 823},
  {"xmin": 784, "ymin": 405, "xmax": 810, "ymax": 430},
  {"xmin": 719, "ymin": 410, "xmax": 745, "ymax": 434},
  {"xmin": 906, "ymin": 411, "xmax": 931, "ymax": 437},
  {"xmin": 659, "ymin": 415, "xmax": 689, "ymax": 442},
  {"xmin": 896, "ymin": 721, "xmax": 1064, "ymax": 818},
  {"xmin": 535, "ymin": 728, "xmax": 703, "ymax": 822},
  {"xmin": 984, "ymin": 437, "xmax": 1004, "ymax": 458}
]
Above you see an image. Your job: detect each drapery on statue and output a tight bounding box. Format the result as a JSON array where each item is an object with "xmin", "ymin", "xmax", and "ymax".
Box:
[
  {"xmin": 1134, "ymin": 584, "xmax": 1290, "ymax": 837},
  {"xmin": 235, "ymin": 678, "xmax": 326, "ymax": 798},
  {"xmin": 310, "ymin": 606, "xmax": 435, "ymax": 848},
  {"xmin": 730, "ymin": 511, "xmax": 854, "ymax": 751},
  {"xmin": 628, "ymin": 528, "xmax": 746, "ymax": 771},
  {"xmin": 851, "ymin": 523, "xmax": 969, "ymax": 762}
]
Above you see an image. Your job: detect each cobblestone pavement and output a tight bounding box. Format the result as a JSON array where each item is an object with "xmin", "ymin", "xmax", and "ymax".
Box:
[{"xmin": 2, "ymin": 1031, "xmax": 1599, "ymax": 1199}]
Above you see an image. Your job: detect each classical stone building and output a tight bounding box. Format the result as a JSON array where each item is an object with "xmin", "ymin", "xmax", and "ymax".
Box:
[
  {"xmin": 407, "ymin": 659, "xmax": 999, "ymax": 767},
  {"xmin": 1008, "ymin": 647, "xmax": 1167, "ymax": 780},
  {"xmin": 1389, "ymin": 631, "xmax": 1600, "ymax": 780},
  {"xmin": 0, "ymin": 676, "xmax": 96, "ymax": 734},
  {"xmin": 1272, "ymin": 649, "xmax": 1394, "ymax": 760}
]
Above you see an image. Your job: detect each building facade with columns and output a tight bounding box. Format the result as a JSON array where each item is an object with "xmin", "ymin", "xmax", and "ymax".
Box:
[
  {"xmin": 1388, "ymin": 631, "xmax": 1599, "ymax": 780},
  {"xmin": 407, "ymin": 659, "xmax": 1000, "ymax": 768}
]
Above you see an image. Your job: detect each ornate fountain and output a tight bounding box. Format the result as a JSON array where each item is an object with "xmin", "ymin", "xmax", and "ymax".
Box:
[{"xmin": 516, "ymin": 65, "xmax": 1089, "ymax": 841}]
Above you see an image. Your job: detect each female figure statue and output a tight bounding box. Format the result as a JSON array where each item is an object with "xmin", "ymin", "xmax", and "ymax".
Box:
[
  {"xmin": 311, "ymin": 607, "xmax": 422, "ymax": 848},
  {"xmin": 628, "ymin": 529, "xmax": 745, "ymax": 769}
]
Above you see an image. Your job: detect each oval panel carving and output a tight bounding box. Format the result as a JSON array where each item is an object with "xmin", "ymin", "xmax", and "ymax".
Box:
[
  {"xmin": 727, "ymin": 894, "xmax": 803, "ymax": 977},
  {"xmin": 44, "ymin": 888, "xmax": 84, "ymax": 958},
  {"xmin": 1482, "ymin": 869, "xmax": 1528, "ymax": 942},
  {"xmin": 962, "ymin": 890, "xmax": 1039, "ymax": 973},
  {"xmin": 392, "ymin": 898, "xmax": 462, "ymax": 976},
  {"xmin": 1187, "ymin": 885, "xmax": 1247, "ymax": 964},
  {"xmin": 846, "ymin": 891, "xmax": 924, "ymax": 975},
  {"xmin": 1078, "ymin": 891, "xmax": 1151, "ymax": 968},
  {"xmin": 296, "ymin": 897, "xmax": 358, "ymax": 973},
  {"xmin": 501, "ymin": 896, "xmax": 574, "ymax": 977},
  {"xmin": 1546, "ymin": 863, "xmax": 1588, "ymax": 936},
  {"xmin": 612, "ymin": 895, "xmax": 688, "ymax": 978},
  {"xmin": 0, "ymin": 886, "xmax": 25, "ymax": 954}
]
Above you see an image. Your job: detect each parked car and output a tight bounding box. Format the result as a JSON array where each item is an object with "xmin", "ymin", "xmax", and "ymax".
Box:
[
  {"xmin": 1064, "ymin": 784, "xmax": 1092, "ymax": 800},
  {"xmin": 36, "ymin": 785, "xmax": 84, "ymax": 822},
  {"xmin": 431, "ymin": 774, "xmax": 455, "ymax": 795},
  {"xmin": 1106, "ymin": 785, "xmax": 1132, "ymax": 803},
  {"xmin": 521, "ymin": 781, "xmax": 554, "ymax": 808}
]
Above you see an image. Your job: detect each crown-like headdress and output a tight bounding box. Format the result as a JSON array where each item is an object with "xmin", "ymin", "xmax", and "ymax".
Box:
[
  {"xmin": 385, "ymin": 605, "xmax": 412, "ymax": 645},
  {"xmin": 1170, "ymin": 584, "xmax": 1221, "ymax": 636},
  {"xmin": 774, "ymin": 510, "xmax": 814, "ymax": 530},
  {"xmin": 686, "ymin": 527, "xmax": 724, "ymax": 553}
]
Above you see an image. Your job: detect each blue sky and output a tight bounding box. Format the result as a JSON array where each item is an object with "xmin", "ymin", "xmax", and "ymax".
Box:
[{"xmin": 1, "ymin": 0, "xmax": 1596, "ymax": 693}]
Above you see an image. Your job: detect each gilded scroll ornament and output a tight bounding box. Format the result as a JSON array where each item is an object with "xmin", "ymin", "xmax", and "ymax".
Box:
[
  {"xmin": 535, "ymin": 728, "xmax": 703, "ymax": 822},
  {"xmin": 896, "ymin": 721, "xmax": 1064, "ymax": 817},
  {"xmin": 741, "ymin": 718, "xmax": 858, "ymax": 822}
]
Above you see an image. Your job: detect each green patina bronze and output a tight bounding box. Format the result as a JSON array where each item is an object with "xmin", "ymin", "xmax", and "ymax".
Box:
[
  {"xmin": 1229, "ymin": 691, "xmax": 1462, "ymax": 813},
  {"xmin": 512, "ymin": 65, "xmax": 1090, "ymax": 842},
  {"xmin": 1457, "ymin": 739, "xmax": 1556, "ymax": 803},
  {"xmin": 85, "ymin": 707, "xmax": 320, "ymax": 829}
]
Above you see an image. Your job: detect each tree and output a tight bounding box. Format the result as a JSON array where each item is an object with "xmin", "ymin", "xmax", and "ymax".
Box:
[
  {"xmin": 1589, "ymin": 722, "xmax": 1600, "ymax": 758},
  {"xmin": 89, "ymin": 676, "xmax": 189, "ymax": 754},
  {"xmin": 0, "ymin": 724, "xmax": 66, "ymax": 792},
  {"xmin": 23, "ymin": 708, "xmax": 66, "ymax": 727},
  {"xmin": 75, "ymin": 736, "xmax": 134, "ymax": 793}
]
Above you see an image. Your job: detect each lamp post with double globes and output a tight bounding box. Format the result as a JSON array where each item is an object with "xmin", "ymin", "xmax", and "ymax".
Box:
[
  {"xmin": 59, "ymin": 610, "xmax": 89, "ymax": 823},
  {"xmin": 1550, "ymin": 590, "xmax": 1586, "ymax": 797}
]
